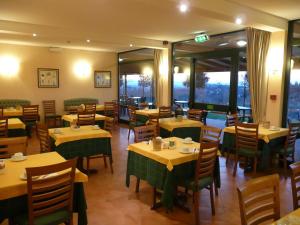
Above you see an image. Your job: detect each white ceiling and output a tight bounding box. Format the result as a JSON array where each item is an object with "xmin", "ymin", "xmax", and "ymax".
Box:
[{"xmin": 0, "ymin": 0, "xmax": 297, "ymax": 52}]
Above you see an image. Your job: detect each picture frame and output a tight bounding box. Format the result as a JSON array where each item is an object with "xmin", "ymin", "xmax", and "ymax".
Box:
[
  {"xmin": 37, "ymin": 68, "xmax": 59, "ymax": 88},
  {"xmin": 94, "ymin": 71, "xmax": 111, "ymax": 88}
]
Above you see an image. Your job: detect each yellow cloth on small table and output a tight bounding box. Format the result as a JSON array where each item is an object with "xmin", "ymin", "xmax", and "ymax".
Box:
[
  {"xmin": 223, "ymin": 126, "xmax": 289, "ymax": 143},
  {"xmin": 96, "ymin": 104, "xmax": 104, "ymax": 111},
  {"xmin": 271, "ymin": 208, "xmax": 300, "ymax": 225},
  {"xmin": 62, "ymin": 114, "xmax": 106, "ymax": 123},
  {"xmin": 7, "ymin": 118, "xmax": 26, "ymax": 130},
  {"xmin": 159, "ymin": 118, "xmax": 203, "ymax": 132},
  {"xmin": 49, "ymin": 125, "xmax": 112, "ymax": 146},
  {"xmin": 3, "ymin": 108, "xmax": 23, "ymax": 117},
  {"xmin": 0, "ymin": 152, "xmax": 88, "ymax": 200},
  {"xmin": 136, "ymin": 109, "xmax": 159, "ymax": 117}
]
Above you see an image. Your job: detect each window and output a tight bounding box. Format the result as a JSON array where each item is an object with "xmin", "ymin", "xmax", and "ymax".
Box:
[{"xmin": 173, "ymin": 58, "xmax": 191, "ymax": 103}]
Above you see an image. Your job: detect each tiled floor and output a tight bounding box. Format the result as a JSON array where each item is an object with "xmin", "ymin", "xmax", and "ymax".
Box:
[{"xmin": 2, "ymin": 124, "xmax": 296, "ymax": 225}]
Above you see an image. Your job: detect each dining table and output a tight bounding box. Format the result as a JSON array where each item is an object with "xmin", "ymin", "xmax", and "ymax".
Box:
[
  {"xmin": 62, "ymin": 113, "xmax": 107, "ymax": 128},
  {"xmin": 126, "ymin": 137, "xmax": 220, "ymax": 210},
  {"xmin": 271, "ymin": 208, "xmax": 300, "ymax": 224},
  {"xmin": 96, "ymin": 104, "xmax": 104, "ymax": 114},
  {"xmin": 159, "ymin": 117, "xmax": 204, "ymax": 142},
  {"xmin": 0, "ymin": 152, "xmax": 88, "ymax": 225},
  {"xmin": 49, "ymin": 125, "xmax": 113, "ymax": 173},
  {"xmin": 136, "ymin": 109, "xmax": 159, "ymax": 124},
  {"xmin": 6, "ymin": 118, "xmax": 26, "ymax": 137},
  {"xmin": 222, "ymin": 125, "xmax": 289, "ymax": 170}
]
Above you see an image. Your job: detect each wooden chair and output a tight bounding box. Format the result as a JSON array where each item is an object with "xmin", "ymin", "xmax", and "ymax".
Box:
[
  {"xmin": 22, "ymin": 105, "xmax": 39, "ymax": 137},
  {"xmin": 77, "ymin": 112, "xmax": 95, "ymax": 126},
  {"xmin": 0, "ymin": 106, "xmax": 3, "ymax": 118},
  {"xmin": 86, "ymin": 117, "xmax": 114, "ymax": 174},
  {"xmin": 290, "ymin": 162, "xmax": 300, "ymax": 209},
  {"xmin": 233, "ymin": 122, "xmax": 259, "ymax": 176},
  {"xmin": 158, "ymin": 106, "xmax": 172, "ymax": 118},
  {"xmin": 182, "ymin": 142, "xmax": 219, "ymax": 225},
  {"xmin": 84, "ymin": 103, "xmax": 96, "ymax": 114},
  {"xmin": 127, "ymin": 106, "xmax": 144, "ymax": 140},
  {"xmin": 138, "ymin": 102, "xmax": 149, "ymax": 110},
  {"xmin": 42, "ymin": 100, "xmax": 61, "ymax": 128},
  {"xmin": 0, "ymin": 117, "xmax": 8, "ymax": 138},
  {"xmin": 0, "ymin": 136, "xmax": 28, "ymax": 158},
  {"xmin": 200, "ymin": 125, "xmax": 222, "ymax": 143},
  {"xmin": 37, "ymin": 123, "xmax": 51, "ymax": 153},
  {"xmin": 13, "ymin": 159, "xmax": 77, "ymax": 225},
  {"xmin": 226, "ymin": 114, "xmax": 238, "ymax": 127},
  {"xmin": 188, "ymin": 109, "xmax": 202, "ymax": 121},
  {"xmin": 274, "ymin": 122, "xmax": 300, "ymax": 177},
  {"xmin": 237, "ymin": 174, "xmax": 280, "ymax": 225},
  {"xmin": 113, "ymin": 103, "xmax": 119, "ymax": 124},
  {"xmin": 104, "ymin": 102, "xmax": 115, "ymax": 117},
  {"xmin": 148, "ymin": 115, "xmax": 160, "ymax": 136}
]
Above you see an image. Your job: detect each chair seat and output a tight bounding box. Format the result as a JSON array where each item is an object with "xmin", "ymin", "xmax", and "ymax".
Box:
[
  {"xmin": 274, "ymin": 146, "xmax": 294, "ymax": 156},
  {"xmin": 45, "ymin": 114, "xmax": 61, "ymax": 119},
  {"xmin": 184, "ymin": 176, "xmax": 213, "ymax": 192},
  {"xmin": 129, "ymin": 121, "xmax": 145, "ymax": 127},
  {"xmin": 237, "ymin": 148, "xmax": 261, "ymax": 157},
  {"xmin": 14, "ymin": 209, "xmax": 70, "ymax": 225}
]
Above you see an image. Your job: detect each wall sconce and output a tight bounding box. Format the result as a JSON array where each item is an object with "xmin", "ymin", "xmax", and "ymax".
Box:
[
  {"xmin": 0, "ymin": 55, "xmax": 20, "ymax": 78},
  {"xmin": 73, "ymin": 60, "xmax": 91, "ymax": 79}
]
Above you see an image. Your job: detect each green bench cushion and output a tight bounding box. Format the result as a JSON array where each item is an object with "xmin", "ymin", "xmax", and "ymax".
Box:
[
  {"xmin": 0, "ymin": 99, "xmax": 30, "ymax": 108},
  {"xmin": 64, "ymin": 98, "xmax": 98, "ymax": 111}
]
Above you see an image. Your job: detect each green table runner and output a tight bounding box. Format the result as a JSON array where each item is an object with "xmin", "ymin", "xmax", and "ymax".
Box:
[
  {"xmin": 0, "ymin": 183, "xmax": 87, "ymax": 225},
  {"xmin": 126, "ymin": 151, "xmax": 220, "ymax": 209},
  {"xmin": 160, "ymin": 127, "xmax": 201, "ymax": 142},
  {"xmin": 222, "ymin": 132, "xmax": 286, "ymax": 170}
]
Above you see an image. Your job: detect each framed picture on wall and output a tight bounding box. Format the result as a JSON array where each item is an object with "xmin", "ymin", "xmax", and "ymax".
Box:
[
  {"xmin": 94, "ymin": 71, "xmax": 111, "ymax": 88},
  {"xmin": 37, "ymin": 68, "xmax": 59, "ymax": 88}
]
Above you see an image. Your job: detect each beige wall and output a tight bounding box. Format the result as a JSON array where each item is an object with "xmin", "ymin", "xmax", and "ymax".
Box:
[
  {"xmin": 265, "ymin": 31, "xmax": 287, "ymax": 126},
  {"xmin": 0, "ymin": 44, "xmax": 117, "ymax": 115}
]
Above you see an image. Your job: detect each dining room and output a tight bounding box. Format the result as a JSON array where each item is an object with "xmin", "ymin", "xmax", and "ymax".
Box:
[{"xmin": 1, "ymin": 1, "xmax": 300, "ymax": 225}]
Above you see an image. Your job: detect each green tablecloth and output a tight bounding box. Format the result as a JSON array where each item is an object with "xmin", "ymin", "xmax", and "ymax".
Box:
[
  {"xmin": 8, "ymin": 129, "xmax": 26, "ymax": 137},
  {"xmin": 222, "ymin": 132, "xmax": 286, "ymax": 170},
  {"xmin": 160, "ymin": 127, "xmax": 201, "ymax": 142},
  {"xmin": 50, "ymin": 137, "xmax": 112, "ymax": 159},
  {"xmin": 136, "ymin": 114, "xmax": 149, "ymax": 124},
  {"xmin": 0, "ymin": 183, "xmax": 87, "ymax": 225},
  {"xmin": 63, "ymin": 120, "xmax": 105, "ymax": 128},
  {"xmin": 126, "ymin": 151, "xmax": 220, "ymax": 209}
]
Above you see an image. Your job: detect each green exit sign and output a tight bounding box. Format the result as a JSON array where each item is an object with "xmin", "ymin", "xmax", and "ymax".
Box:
[{"xmin": 194, "ymin": 33, "xmax": 209, "ymax": 43}]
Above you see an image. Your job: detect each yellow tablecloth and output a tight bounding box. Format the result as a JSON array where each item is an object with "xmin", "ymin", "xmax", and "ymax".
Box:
[
  {"xmin": 136, "ymin": 109, "xmax": 159, "ymax": 117},
  {"xmin": 62, "ymin": 114, "xmax": 106, "ymax": 123},
  {"xmin": 0, "ymin": 152, "xmax": 88, "ymax": 200},
  {"xmin": 223, "ymin": 126, "xmax": 289, "ymax": 143},
  {"xmin": 96, "ymin": 104, "xmax": 104, "ymax": 111},
  {"xmin": 49, "ymin": 125, "xmax": 112, "ymax": 146},
  {"xmin": 3, "ymin": 108, "xmax": 23, "ymax": 117},
  {"xmin": 6, "ymin": 118, "xmax": 26, "ymax": 130},
  {"xmin": 271, "ymin": 208, "xmax": 300, "ymax": 224},
  {"xmin": 159, "ymin": 118, "xmax": 203, "ymax": 132},
  {"xmin": 128, "ymin": 137, "xmax": 202, "ymax": 171}
]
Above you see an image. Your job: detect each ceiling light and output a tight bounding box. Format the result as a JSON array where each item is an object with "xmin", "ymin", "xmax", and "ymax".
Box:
[
  {"xmin": 219, "ymin": 42, "xmax": 229, "ymax": 46},
  {"xmin": 236, "ymin": 40, "xmax": 247, "ymax": 47},
  {"xmin": 32, "ymin": 33, "xmax": 37, "ymax": 37},
  {"xmin": 86, "ymin": 39, "xmax": 90, "ymax": 43},
  {"xmin": 119, "ymin": 58, "xmax": 124, "ymax": 62},
  {"xmin": 179, "ymin": 3, "xmax": 188, "ymax": 13},
  {"xmin": 235, "ymin": 17, "xmax": 242, "ymax": 25},
  {"xmin": 129, "ymin": 44, "xmax": 133, "ymax": 47}
]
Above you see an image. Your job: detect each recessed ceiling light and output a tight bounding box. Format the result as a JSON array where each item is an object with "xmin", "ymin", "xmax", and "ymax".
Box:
[
  {"xmin": 219, "ymin": 42, "xmax": 229, "ymax": 46},
  {"xmin": 179, "ymin": 3, "xmax": 188, "ymax": 13},
  {"xmin": 86, "ymin": 39, "xmax": 90, "ymax": 43},
  {"xmin": 237, "ymin": 40, "xmax": 247, "ymax": 47},
  {"xmin": 32, "ymin": 33, "xmax": 37, "ymax": 37},
  {"xmin": 129, "ymin": 44, "xmax": 133, "ymax": 47},
  {"xmin": 235, "ymin": 17, "xmax": 242, "ymax": 25}
]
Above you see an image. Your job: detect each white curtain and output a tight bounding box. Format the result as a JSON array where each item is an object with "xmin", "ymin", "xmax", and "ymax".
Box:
[{"xmin": 153, "ymin": 49, "xmax": 164, "ymax": 107}]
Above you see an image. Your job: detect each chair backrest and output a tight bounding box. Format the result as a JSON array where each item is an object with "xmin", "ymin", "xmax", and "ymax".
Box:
[
  {"xmin": 0, "ymin": 106, "xmax": 3, "ymax": 118},
  {"xmin": 0, "ymin": 118, "xmax": 8, "ymax": 138},
  {"xmin": 0, "ymin": 136, "xmax": 28, "ymax": 157},
  {"xmin": 226, "ymin": 114, "xmax": 238, "ymax": 126},
  {"xmin": 104, "ymin": 102, "xmax": 115, "ymax": 117},
  {"xmin": 237, "ymin": 174, "xmax": 280, "ymax": 225},
  {"xmin": 200, "ymin": 125, "xmax": 222, "ymax": 143},
  {"xmin": 290, "ymin": 162, "xmax": 300, "ymax": 210},
  {"xmin": 42, "ymin": 100, "xmax": 56, "ymax": 115},
  {"xmin": 134, "ymin": 125, "xmax": 156, "ymax": 143},
  {"xmin": 128, "ymin": 106, "xmax": 137, "ymax": 122},
  {"xmin": 26, "ymin": 158, "xmax": 76, "ymax": 225},
  {"xmin": 37, "ymin": 123, "xmax": 51, "ymax": 153},
  {"xmin": 139, "ymin": 102, "xmax": 149, "ymax": 110},
  {"xmin": 84, "ymin": 103, "xmax": 96, "ymax": 114},
  {"xmin": 22, "ymin": 105, "xmax": 39, "ymax": 122},
  {"xmin": 285, "ymin": 122, "xmax": 300, "ymax": 152},
  {"xmin": 235, "ymin": 122, "xmax": 259, "ymax": 153},
  {"xmin": 195, "ymin": 142, "xmax": 218, "ymax": 182},
  {"xmin": 188, "ymin": 109, "xmax": 202, "ymax": 121},
  {"xmin": 77, "ymin": 112, "xmax": 95, "ymax": 126},
  {"xmin": 104, "ymin": 117, "xmax": 114, "ymax": 133},
  {"xmin": 159, "ymin": 106, "xmax": 172, "ymax": 118}
]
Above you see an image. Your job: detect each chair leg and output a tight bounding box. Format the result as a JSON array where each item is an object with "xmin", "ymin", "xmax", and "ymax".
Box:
[
  {"xmin": 103, "ymin": 155, "xmax": 108, "ymax": 168},
  {"xmin": 214, "ymin": 179, "xmax": 218, "ymax": 196},
  {"xmin": 108, "ymin": 156, "xmax": 114, "ymax": 174},
  {"xmin": 233, "ymin": 154, "xmax": 238, "ymax": 176},
  {"xmin": 86, "ymin": 157, "xmax": 90, "ymax": 171},
  {"xmin": 135, "ymin": 178, "xmax": 140, "ymax": 193},
  {"xmin": 210, "ymin": 185, "xmax": 215, "ymax": 215},
  {"xmin": 193, "ymin": 191, "xmax": 200, "ymax": 225},
  {"xmin": 152, "ymin": 188, "xmax": 157, "ymax": 207}
]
